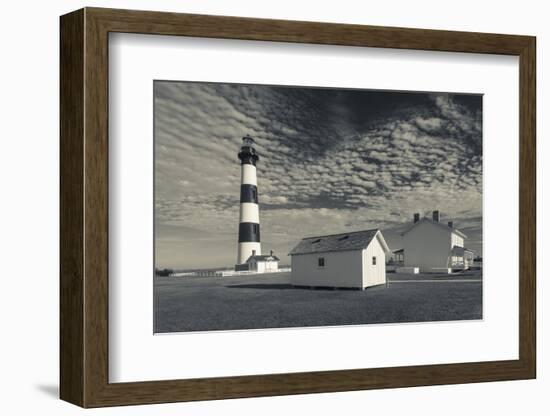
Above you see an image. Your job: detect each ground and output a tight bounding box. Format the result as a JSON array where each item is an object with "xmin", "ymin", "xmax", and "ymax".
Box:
[{"xmin": 154, "ymin": 270, "xmax": 482, "ymax": 333}]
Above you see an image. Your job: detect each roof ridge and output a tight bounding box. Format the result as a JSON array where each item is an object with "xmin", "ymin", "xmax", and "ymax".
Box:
[
  {"xmin": 401, "ymin": 217, "xmax": 467, "ymax": 238},
  {"xmin": 289, "ymin": 228, "xmax": 388, "ymax": 256},
  {"xmin": 303, "ymin": 228, "xmax": 379, "ymax": 240}
]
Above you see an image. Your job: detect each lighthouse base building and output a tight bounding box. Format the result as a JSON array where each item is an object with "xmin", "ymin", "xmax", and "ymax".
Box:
[{"xmin": 235, "ymin": 250, "xmax": 280, "ymax": 273}]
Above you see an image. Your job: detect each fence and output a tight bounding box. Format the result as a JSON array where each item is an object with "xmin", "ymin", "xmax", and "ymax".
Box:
[{"xmin": 167, "ymin": 267, "xmax": 292, "ymax": 278}]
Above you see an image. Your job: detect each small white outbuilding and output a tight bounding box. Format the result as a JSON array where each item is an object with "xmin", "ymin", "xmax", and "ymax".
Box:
[
  {"xmin": 246, "ymin": 252, "xmax": 280, "ymax": 273},
  {"xmin": 289, "ymin": 229, "xmax": 390, "ymax": 290}
]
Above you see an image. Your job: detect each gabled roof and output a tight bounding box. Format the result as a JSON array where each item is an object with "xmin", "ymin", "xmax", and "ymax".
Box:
[
  {"xmin": 289, "ymin": 229, "xmax": 390, "ymax": 256},
  {"xmin": 246, "ymin": 254, "xmax": 280, "ymax": 262},
  {"xmin": 401, "ymin": 217, "xmax": 467, "ymax": 238}
]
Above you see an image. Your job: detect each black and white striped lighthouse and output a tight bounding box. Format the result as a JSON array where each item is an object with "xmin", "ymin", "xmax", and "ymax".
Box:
[{"xmin": 236, "ymin": 135, "xmax": 261, "ymax": 266}]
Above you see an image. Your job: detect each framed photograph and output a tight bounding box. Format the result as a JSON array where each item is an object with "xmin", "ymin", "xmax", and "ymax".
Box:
[{"xmin": 60, "ymin": 7, "xmax": 536, "ymax": 408}]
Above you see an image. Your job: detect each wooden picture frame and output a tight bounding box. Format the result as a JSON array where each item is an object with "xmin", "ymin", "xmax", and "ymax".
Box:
[{"xmin": 60, "ymin": 7, "xmax": 536, "ymax": 408}]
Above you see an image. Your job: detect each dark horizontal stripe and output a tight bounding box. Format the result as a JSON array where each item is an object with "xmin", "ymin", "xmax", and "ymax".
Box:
[
  {"xmin": 239, "ymin": 155, "xmax": 259, "ymax": 166},
  {"xmin": 238, "ymin": 222, "xmax": 260, "ymax": 242},
  {"xmin": 240, "ymin": 184, "xmax": 258, "ymax": 204},
  {"xmin": 238, "ymin": 148, "xmax": 259, "ymax": 166}
]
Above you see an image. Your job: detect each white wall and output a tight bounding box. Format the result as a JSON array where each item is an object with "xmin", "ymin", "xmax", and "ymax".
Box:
[
  {"xmin": 402, "ymin": 221, "xmax": 452, "ymax": 271},
  {"xmin": 0, "ymin": 1, "xmax": 547, "ymax": 415},
  {"xmin": 264, "ymin": 260, "xmax": 279, "ymax": 271},
  {"xmin": 291, "ymin": 250, "xmax": 363, "ymax": 288},
  {"xmin": 362, "ymin": 237, "xmax": 386, "ymax": 287}
]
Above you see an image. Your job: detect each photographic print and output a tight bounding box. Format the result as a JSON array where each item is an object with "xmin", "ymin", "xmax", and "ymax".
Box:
[{"xmin": 154, "ymin": 81, "xmax": 482, "ymax": 333}]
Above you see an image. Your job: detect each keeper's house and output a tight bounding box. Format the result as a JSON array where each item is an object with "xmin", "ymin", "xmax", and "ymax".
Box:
[
  {"xmin": 289, "ymin": 229, "xmax": 390, "ymax": 290},
  {"xmin": 401, "ymin": 210, "xmax": 475, "ymax": 273}
]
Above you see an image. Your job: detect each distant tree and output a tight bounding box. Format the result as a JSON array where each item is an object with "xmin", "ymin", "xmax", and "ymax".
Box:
[{"xmin": 155, "ymin": 268, "xmax": 173, "ymax": 277}]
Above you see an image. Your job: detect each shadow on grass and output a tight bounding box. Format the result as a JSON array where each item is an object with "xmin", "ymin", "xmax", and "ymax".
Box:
[
  {"xmin": 226, "ymin": 283, "xmax": 361, "ymax": 291},
  {"xmin": 226, "ymin": 283, "xmax": 295, "ymax": 290}
]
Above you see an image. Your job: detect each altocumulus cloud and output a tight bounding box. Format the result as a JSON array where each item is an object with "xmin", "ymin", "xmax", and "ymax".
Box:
[{"xmin": 155, "ymin": 81, "xmax": 482, "ymax": 268}]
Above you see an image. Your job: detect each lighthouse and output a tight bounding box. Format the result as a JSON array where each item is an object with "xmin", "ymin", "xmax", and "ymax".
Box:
[{"xmin": 236, "ymin": 135, "xmax": 261, "ymax": 268}]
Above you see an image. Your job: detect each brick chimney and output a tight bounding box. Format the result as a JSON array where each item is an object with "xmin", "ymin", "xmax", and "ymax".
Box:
[
  {"xmin": 432, "ymin": 210, "xmax": 440, "ymax": 222},
  {"xmin": 413, "ymin": 213, "xmax": 420, "ymax": 223},
  {"xmin": 270, "ymin": 250, "xmax": 273, "ymax": 256}
]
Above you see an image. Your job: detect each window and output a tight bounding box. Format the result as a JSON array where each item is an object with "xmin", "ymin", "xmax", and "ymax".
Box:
[
  {"xmin": 253, "ymin": 224, "xmax": 258, "ymax": 234},
  {"xmin": 372, "ymin": 256, "xmax": 377, "ymax": 265},
  {"xmin": 318, "ymin": 257, "xmax": 325, "ymax": 267}
]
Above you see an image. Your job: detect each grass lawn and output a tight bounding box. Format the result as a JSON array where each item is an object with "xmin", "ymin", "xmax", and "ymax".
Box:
[{"xmin": 154, "ymin": 270, "xmax": 482, "ymax": 333}]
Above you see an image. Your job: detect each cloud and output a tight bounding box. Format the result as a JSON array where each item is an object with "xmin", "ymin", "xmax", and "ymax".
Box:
[{"xmin": 414, "ymin": 117, "xmax": 444, "ymax": 132}]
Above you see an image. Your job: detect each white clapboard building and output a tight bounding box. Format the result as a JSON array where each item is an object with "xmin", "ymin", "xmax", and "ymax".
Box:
[
  {"xmin": 401, "ymin": 210, "xmax": 475, "ymax": 273},
  {"xmin": 289, "ymin": 229, "xmax": 390, "ymax": 290},
  {"xmin": 245, "ymin": 250, "xmax": 280, "ymax": 273}
]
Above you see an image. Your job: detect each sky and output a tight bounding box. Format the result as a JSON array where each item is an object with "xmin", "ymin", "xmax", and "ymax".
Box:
[{"xmin": 154, "ymin": 81, "xmax": 482, "ymax": 269}]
